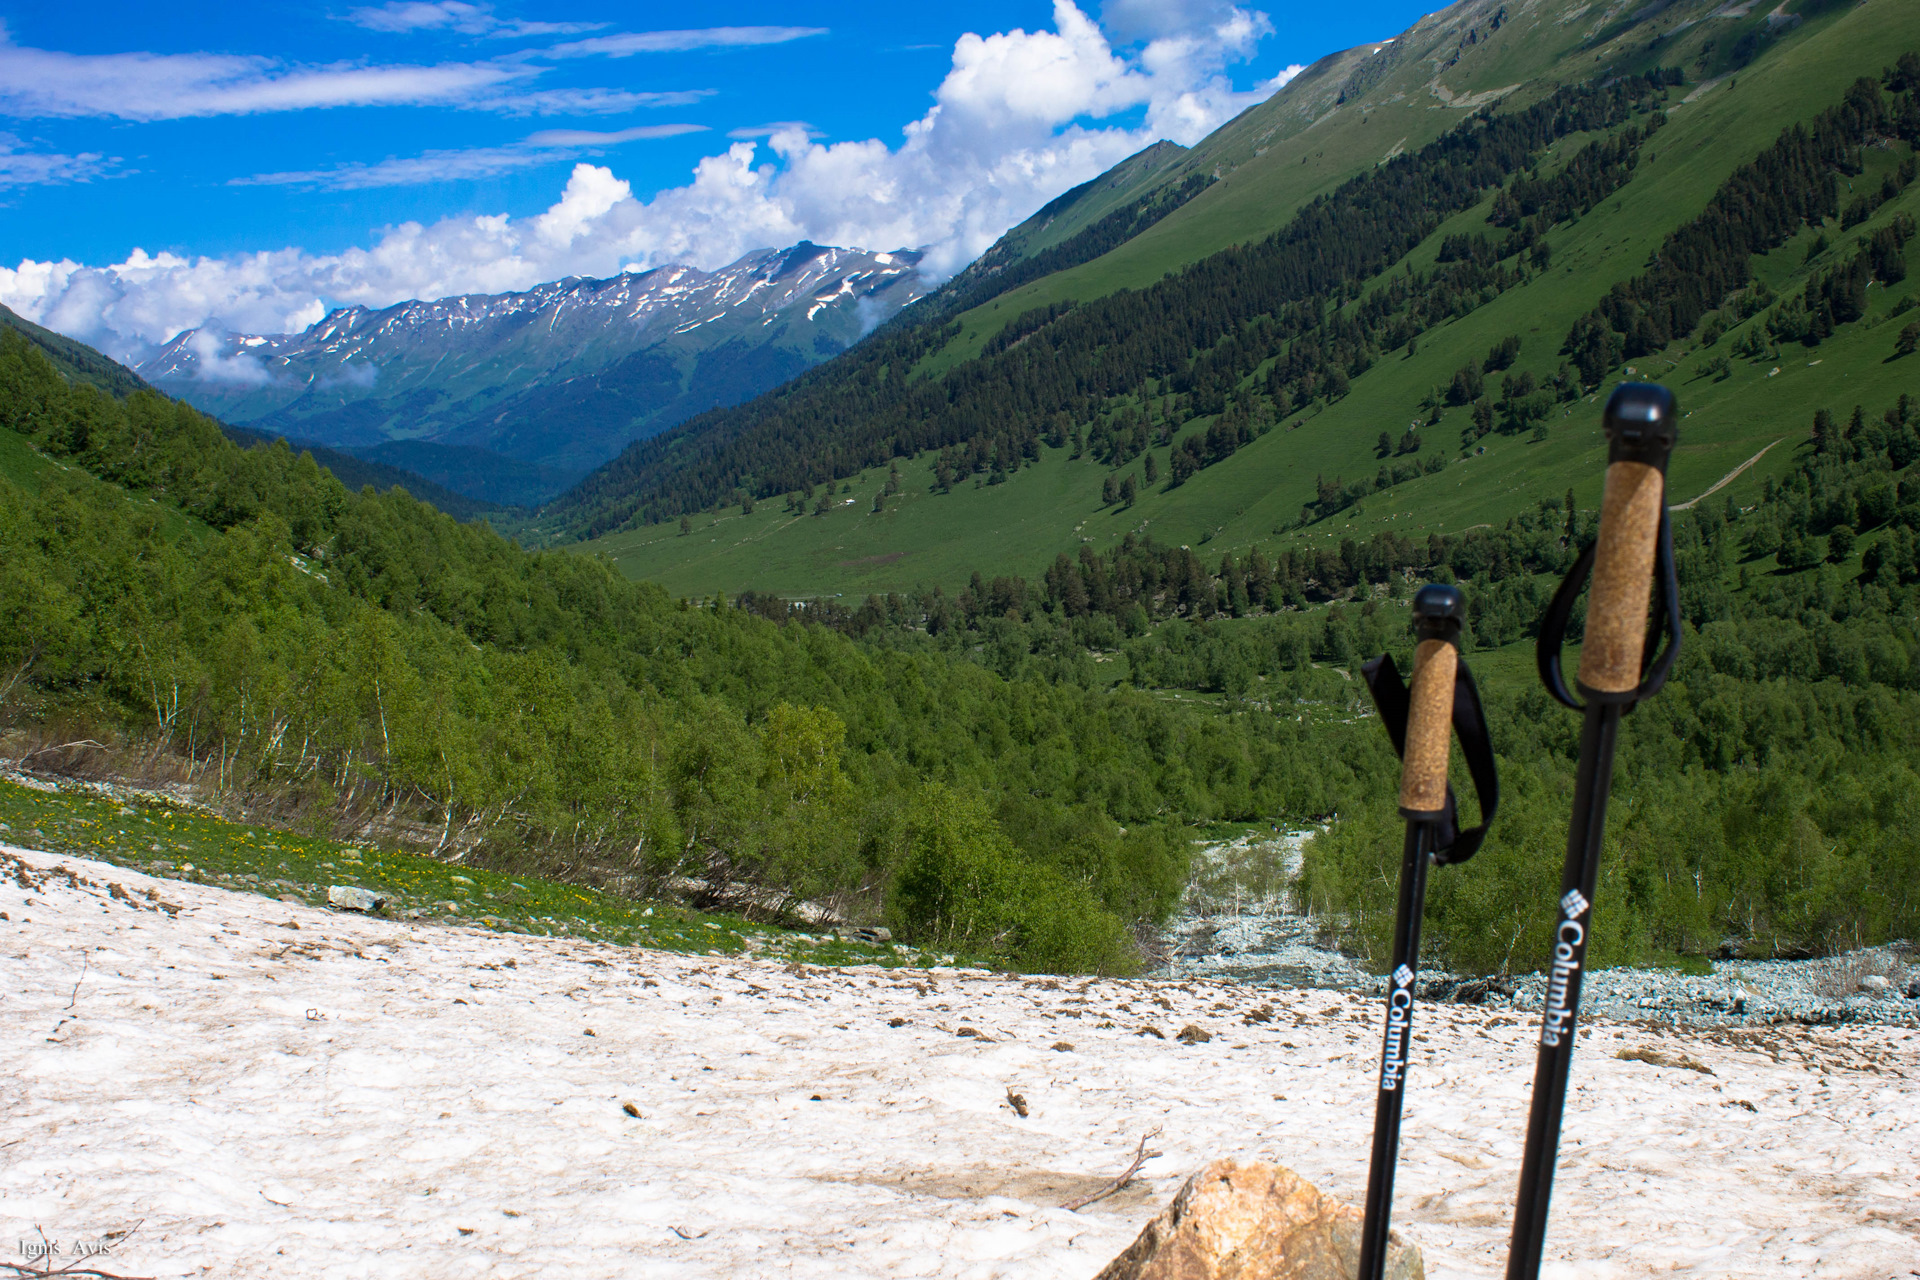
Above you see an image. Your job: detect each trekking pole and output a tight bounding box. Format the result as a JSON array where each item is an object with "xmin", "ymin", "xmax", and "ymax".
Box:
[
  {"xmin": 1357, "ymin": 583, "xmax": 1500, "ymax": 1280},
  {"xmin": 1505, "ymin": 384, "xmax": 1681, "ymax": 1280}
]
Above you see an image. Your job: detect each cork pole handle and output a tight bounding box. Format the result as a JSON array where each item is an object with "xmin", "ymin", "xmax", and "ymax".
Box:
[
  {"xmin": 1398, "ymin": 638, "xmax": 1458, "ymax": 814},
  {"xmin": 1576, "ymin": 460, "xmax": 1665, "ymax": 694}
]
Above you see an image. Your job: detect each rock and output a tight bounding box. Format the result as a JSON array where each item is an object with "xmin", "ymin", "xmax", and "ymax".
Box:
[
  {"xmin": 1907, "ymin": 978, "xmax": 1920, "ymax": 1000},
  {"xmin": 1615, "ymin": 1046, "xmax": 1714, "ymax": 1075},
  {"xmin": 1094, "ymin": 1158, "xmax": 1422, "ymax": 1280},
  {"xmin": 326, "ymin": 885, "xmax": 385, "ymax": 912},
  {"xmin": 1856, "ymin": 974, "xmax": 1890, "ymax": 995},
  {"xmin": 1177, "ymin": 1024, "xmax": 1213, "ymax": 1044},
  {"xmin": 835, "ymin": 925, "xmax": 893, "ymax": 944}
]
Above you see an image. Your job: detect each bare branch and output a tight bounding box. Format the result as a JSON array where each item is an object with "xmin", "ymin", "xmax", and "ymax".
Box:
[
  {"xmin": 65, "ymin": 951, "xmax": 90, "ymax": 1011},
  {"xmin": 1061, "ymin": 1127, "xmax": 1164, "ymax": 1211},
  {"xmin": 1, "ymin": 1221, "xmax": 153, "ymax": 1280}
]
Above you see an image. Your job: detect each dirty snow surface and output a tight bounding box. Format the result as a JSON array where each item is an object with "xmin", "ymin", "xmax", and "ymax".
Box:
[{"xmin": 4, "ymin": 845, "xmax": 1917, "ymax": 1280}]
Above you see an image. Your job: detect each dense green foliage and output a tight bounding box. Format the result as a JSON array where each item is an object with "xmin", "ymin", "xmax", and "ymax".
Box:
[
  {"xmin": 0, "ymin": 303, "xmax": 151, "ymax": 400},
  {"xmin": 738, "ymin": 384, "xmax": 1920, "ymax": 973},
  {"xmin": 0, "ymin": 330, "xmax": 1419, "ymax": 971},
  {"xmin": 1305, "ymin": 397, "xmax": 1920, "ymax": 972},
  {"xmin": 223, "ymin": 426, "xmax": 508, "ymax": 524}
]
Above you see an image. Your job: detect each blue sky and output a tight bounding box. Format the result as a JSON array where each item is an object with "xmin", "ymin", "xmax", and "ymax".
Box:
[{"xmin": 0, "ymin": 1, "xmax": 1441, "ymax": 358}]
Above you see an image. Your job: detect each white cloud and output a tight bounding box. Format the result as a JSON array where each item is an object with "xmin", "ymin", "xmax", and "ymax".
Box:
[
  {"xmin": 235, "ymin": 125, "xmax": 708, "ymax": 190},
  {"xmin": 0, "ymin": 20, "xmax": 709, "ymax": 121},
  {"xmin": 345, "ymin": 2, "xmax": 603, "ymax": 38},
  {"xmin": 522, "ymin": 124, "xmax": 706, "ymax": 147},
  {"xmin": 545, "ymin": 27, "xmax": 830, "ymax": 58},
  {"xmin": 0, "ymin": 133, "xmax": 116, "ymax": 188},
  {"xmin": 727, "ymin": 121, "xmax": 822, "ymax": 141},
  {"xmin": 183, "ymin": 328, "xmax": 274, "ymax": 385},
  {"xmin": 491, "ymin": 87, "xmax": 713, "ymax": 116},
  {"xmin": 0, "ymin": 25, "xmax": 534, "ymax": 121},
  {"xmin": 4, "ymin": 2, "xmax": 1300, "ymax": 362}
]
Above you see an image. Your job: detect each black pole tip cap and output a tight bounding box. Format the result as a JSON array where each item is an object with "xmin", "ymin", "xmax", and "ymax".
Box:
[
  {"xmin": 1411, "ymin": 582, "xmax": 1466, "ymax": 641},
  {"xmin": 1603, "ymin": 382, "xmax": 1678, "ymax": 468}
]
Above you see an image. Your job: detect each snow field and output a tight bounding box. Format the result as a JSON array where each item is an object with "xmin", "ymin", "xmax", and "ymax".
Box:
[{"xmin": 2, "ymin": 844, "xmax": 1915, "ymax": 1279}]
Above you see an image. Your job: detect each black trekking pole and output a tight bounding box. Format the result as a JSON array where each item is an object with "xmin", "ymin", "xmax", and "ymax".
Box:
[
  {"xmin": 1505, "ymin": 384, "xmax": 1681, "ymax": 1280},
  {"xmin": 1356, "ymin": 583, "xmax": 1500, "ymax": 1280}
]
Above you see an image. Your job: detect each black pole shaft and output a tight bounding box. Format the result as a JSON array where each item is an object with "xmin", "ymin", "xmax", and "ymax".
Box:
[
  {"xmin": 1357, "ymin": 818, "xmax": 1437, "ymax": 1280},
  {"xmin": 1505, "ymin": 701, "xmax": 1622, "ymax": 1280}
]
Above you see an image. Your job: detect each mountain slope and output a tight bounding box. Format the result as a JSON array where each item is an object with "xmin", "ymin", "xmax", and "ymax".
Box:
[
  {"xmin": 0, "ymin": 311, "xmax": 512, "ymax": 522},
  {"xmin": 221, "ymin": 426, "xmax": 507, "ymax": 523},
  {"xmin": 549, "ymin": 0, "xmax": 1920, "ymax": 604},
  {"xmin": 1, "ymin": 303, "xmax": 151, "ymax": 399},
  {"xmin": 138, "ymin": 244, "xmax": 926, "ymax": 503}
]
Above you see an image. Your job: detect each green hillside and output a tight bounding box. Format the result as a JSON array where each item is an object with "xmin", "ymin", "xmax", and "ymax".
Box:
[
  {"xmin": 0, "ymin": 302, "xmax": 150, "ymax": 398},
  {"xmin": 575, "ymin": 0, "xmax": 1919, "ymax": 602}
]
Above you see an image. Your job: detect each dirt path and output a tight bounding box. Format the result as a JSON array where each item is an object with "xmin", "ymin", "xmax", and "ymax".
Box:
[{"xmin": 1670, "ymin": 437, "xmax": 1785, "ymax": 510}]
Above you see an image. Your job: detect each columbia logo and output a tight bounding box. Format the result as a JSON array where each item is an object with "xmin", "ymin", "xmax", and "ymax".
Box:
[
  {"xmin": 1393, "ymin": 964, "xmax": 1415, "ymax": 988},
  {"xmin": 1561, "ymin": 889, "xmax": 1590, "ymax": 918}
]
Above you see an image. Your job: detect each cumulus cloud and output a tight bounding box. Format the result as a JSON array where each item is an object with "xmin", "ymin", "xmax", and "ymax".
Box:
[
  {"xmin": 5, "ymin": 2, "xmax": 1298, "ymax": 362},
  {"xmin": 235, "ymin": 124, "xmax": 708, "ymax": 190}
]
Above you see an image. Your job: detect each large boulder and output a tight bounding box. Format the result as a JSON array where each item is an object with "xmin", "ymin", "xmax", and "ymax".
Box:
[{"xmin": 1094, "ymin": 1158, "xmax": 1423, "ymax": 1280}]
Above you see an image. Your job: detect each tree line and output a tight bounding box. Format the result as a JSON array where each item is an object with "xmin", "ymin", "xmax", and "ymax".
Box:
[
  {"xmin": 547, "ymin": 71, "xmax": 1680, "ymax": 536},
  {"xmin": 1565, "ymin": 61, "xmax": 1920, "ymax": 381},
  {"xmin": 0, "ymin": 329, "xmax": 1427, "ymax": 972},
  {"xmin": 740, "ymin": 388, "xmax": 1920, "ymax": 971}
]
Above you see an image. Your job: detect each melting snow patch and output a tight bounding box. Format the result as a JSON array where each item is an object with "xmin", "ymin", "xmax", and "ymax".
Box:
[{"xmin": 2, "ymin": 843, "xmax": 1915, "ymax": 1278}]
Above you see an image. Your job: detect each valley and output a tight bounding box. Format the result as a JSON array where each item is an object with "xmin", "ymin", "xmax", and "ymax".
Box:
[
  {"xmin": 569, "ymin": 0, "xmax": 1920, "ymax": 602},
  {"xmin": 2, "ymin": 0, "xmax": 1917, "ymax": 987},
  {"xmin": 7, "ymin": 4, "xmax": 1920, "ymax": 1274}
]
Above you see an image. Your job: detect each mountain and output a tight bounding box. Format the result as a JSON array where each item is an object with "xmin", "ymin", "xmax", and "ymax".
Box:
[
  {"xmin": 138, "ymin": 243, "xmax": 927, "ymax": 505},
  {"xmin": 536, "ymin": 0, "xmax": 1920, "ymax": 606},
  {"xmin": 220, "ymin": 426, "xmax": 507, "ymax": 524},
  {"xmin": 0, "ymin": 302, "xmax": 510, "ymax": 521},
  {"xmin": 1, "ymin": 303, "xmax": 152, "ymax": 399}
]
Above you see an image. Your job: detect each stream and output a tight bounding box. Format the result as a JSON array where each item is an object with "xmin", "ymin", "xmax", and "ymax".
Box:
[{"xmin": 1153, "ymin": 832, "xmax": 1920, "ymax": 1027}]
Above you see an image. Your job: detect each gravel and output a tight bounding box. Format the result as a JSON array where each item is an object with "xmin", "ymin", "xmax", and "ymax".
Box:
[{"xmin": 1155, "ymin": 833, "xmax": 1920, "ymax": 1028}]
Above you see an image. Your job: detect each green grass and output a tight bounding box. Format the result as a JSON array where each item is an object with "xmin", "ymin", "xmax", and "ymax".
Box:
[
  {"xmin": 589, "ymin": 0, "xmax": 1920, "ymax": 602},
  {"xmin": 0, "ymin": 777, "xmax": 926, "ymax": 968},
  {"xmin": 1, "ymin": 424, "xmax": 214, "ymax": 545},
  {"xmin": 918, "ymin": 0, "xmax": 1875, "ymax": 374}
]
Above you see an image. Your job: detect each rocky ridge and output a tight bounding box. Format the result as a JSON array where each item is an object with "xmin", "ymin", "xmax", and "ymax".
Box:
[{"xmin": 137, "ymin": 243, "xmax": 927, "ymax": 501}]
